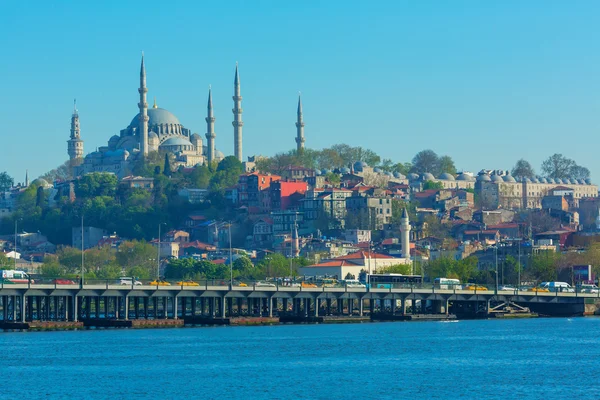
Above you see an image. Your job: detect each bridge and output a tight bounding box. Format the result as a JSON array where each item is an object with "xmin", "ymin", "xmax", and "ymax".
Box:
[{"xmin": 0, "ymin": 281, "xmax": 597, "ymax": 327}]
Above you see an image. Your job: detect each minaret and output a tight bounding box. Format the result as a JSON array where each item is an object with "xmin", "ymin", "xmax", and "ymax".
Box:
[
  {"xmin": 67, "ymin": 99, "xmax": 84, "ymax": 160},
  {"xmin": 205, "ymin": 86, "xmax": 216, "ymax": 162},
  {"xmin": 295, "ymin": 93, "xmax": 305, "ymax": 152},
  {"xmin": 25, "ymin": 170, "xmax": 29, "ymax": 187},
  {"xmin": 232, "ymin": 63, "xmax": 243, "ymax": 161},
  {"xmin": 400, "ymin": 208, "xmax": 411, "ymax": 259},
  {"xmin": 138, "ymin": 53, "xmax": 149, "ymax": 156}
]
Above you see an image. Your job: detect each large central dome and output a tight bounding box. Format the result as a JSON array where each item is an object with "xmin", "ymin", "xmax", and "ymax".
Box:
[{"xmin": 129, "ymin": 107, "xmax": 181, "ymax": 128}]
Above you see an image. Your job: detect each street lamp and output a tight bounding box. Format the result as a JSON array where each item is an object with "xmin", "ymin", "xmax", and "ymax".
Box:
[
  {"xmin": 81, "ymin": 215, "xmax": 84, "ymax": 286},
  {"xmin": 494, "ymin": 245, "xmax": 499, "ymax": 293},
  {"xmin": 14, "ymin": 218, "xmax": 19, "ymax": 270},
  {"xmin": 157, "ymin": 223, "xmax": 166, "ymax": 279},
  {"xmin": 228, "ymin": 222, "xmax": 233, "ymax": 285}
]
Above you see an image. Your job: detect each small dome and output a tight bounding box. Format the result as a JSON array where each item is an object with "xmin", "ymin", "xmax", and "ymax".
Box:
[
  {"xmin": 393, "ymin": 172, "xmax": 406, "ymax": 179},
  {"xmin": 31, "ymin": 178, "xmax": 51, "ymax": 189},
  {"xmin": 523, "ymin": 177, "xmax": 531, "ymax": 183},
  {"xmin": 578, "ymin": 179, "xmax": 586, "ymax": 185},
  {"xmin": 215, "ymin": 150, "xmax": 225, "ymax": 159},
  {"xmin": 315, "ymin": 170, "xmax": 322, "ymax": 176},
  {"xmin": 421, "ymin": 173, "xmax": 435, "ymax": 181},
  {"xmin": 439, "ymin": 173, "xmax": 455, "ymax": 181},
  {"xmin": 539, "ymin": 177, "xmax": 547, "ymax": 183},
  {"xmin": 373, "ymin": 167, "xmax": 382, "ymax": 173},
  {"xmin": 161, "ymin": 136, "xmax": 193, "ymax": 147},
  {"xmin": 353, "ymin": 161, "xmax": 367, "ymax": 172},
  {"xmin": 109, "ymin": 135, "xmax": 120, "ymax": 143},
  {"xmin": 190, "ymin": 133, "xmax": 201, "ymax": 141},
  {"xmin": 585, "ymin": 178, "xmax": 592, "ymax": 185},
  {"xmin": 503, "ymin": 175, "xmax": 516, "ymax": 183},
  {"xmin": 322, "ymin": 169, "xmax": 331, "ymax": 175},
  {"xmin": 340, "ymin": 167, "xmax": 350, "ymax": 174},
  {"xmin": 491, "ymin": 175, "xmax": 503, "ymax": 183},
  {"xmin": 477, "ymin": 173, "xmax": 491, "ymax": 182},
  {"xmin": 531, "ymin": 177, "xmax": 539, "ymax": 183},
  {"xmin": 569, "ymin": 178, "xmax": 578, "ymax": 184},
  {"xmin": 408, "ymin": 173, "xmax": 420, "ymax": 180},
  {"xmin": 148, "ymin": 132, "xmax": 159, "ymax": 140},
  {"xmin": 385, "ymin": 171, "xmax": 393, "ymax": 177},
  {"xmin": 456, "ymin": 173, "xmax": 469, "ymax": 181}
]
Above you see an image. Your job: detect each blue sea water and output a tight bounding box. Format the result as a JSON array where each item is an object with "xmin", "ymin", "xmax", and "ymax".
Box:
[{"xmin": 2, "ymin": 318, "xmax": 600, "ymax": 400}]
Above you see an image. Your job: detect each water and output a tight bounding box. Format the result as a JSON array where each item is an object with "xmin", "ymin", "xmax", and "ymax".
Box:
[{"xmin": 2, "ymin": 318, "xmax": 600, "ymax": 399}]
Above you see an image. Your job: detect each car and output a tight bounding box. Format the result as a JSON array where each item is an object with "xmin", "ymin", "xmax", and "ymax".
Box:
[
  {"xmin": 236, "ymin": 282, "xmax": 248, "ymax": 287},
  {"xmin": 255, "ymin": 281, "xmax": 276, "ymax": 287},
  {"xmin": 119, "ymin": 277, "xmax": 142, "ymax": 286},
  {"xmin": 579, "ymin": 284, "xmax": 599, "ymax": 294},
  {"xmin": 148, "ymin": 280, "xmax": 171, "ymax": 286},
  {"xmin": 53, "ymin": 278, "xmax": 75, "ymax": 285},
  {"xmin": 528, "ymin": 287, "xmax": 549, "ymax": 293},
  {"xmin": 301, "ymin": 282, "xmax": 317, "ymax": 288},
  {"xmin": 498, "ymin": 285, "xmax": 517, "ymax": 291},
  {"xmin": 463, "ymin": 284, "xmax": 488, "ymax": 291},
  {"xmin": 175, "ymin": 280, "xmax": 199, "ymax": 286}
]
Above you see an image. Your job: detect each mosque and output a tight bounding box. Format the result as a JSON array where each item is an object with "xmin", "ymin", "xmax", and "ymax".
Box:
[{"xmin": 69, "ymin": 55, "xmax": 307, "ymax": 178}]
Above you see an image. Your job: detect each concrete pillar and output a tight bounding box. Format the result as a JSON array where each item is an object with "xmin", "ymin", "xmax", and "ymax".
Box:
[
  {"xmin": 173, "ymin": 296, "xmax": 178, "ymax": 320},
  {"xmin": 153, "ymin": 297, "xmax": 158, "ymax": 318},
  {"xmin": 391, "ymin": 297, "xmax": 396, "ymax": 315},
  {"xmin": 3, "ymin": 296, "xmax": 8, "ymax": 321},
  {"xmin": 21, "ymin": 295, "xmax": 26, "ymax": 322},
  {"xmin": 337, "ymin": 298, "xmax": 343, "ymax": 315},
  {"xmin": 348, "ymin": 299, "xmax": 354, "ymax": 316},
  {"xmin": 326, "ymin": 298, "xmax": 332, "ymax": 316},
  {"xmin": 200, "ymin": 298, "xmax": 205, "ymax": 316},
  {"xmin": 209, "ymin": 298, "xmax": 214, "ymax": 317},
  {"xmin": 283, "ymin": 298, "xmax": 288, "ymax": 314},
  {"xmin": 124, "ymin": 296, "xmax": 129, "ymax": 320},
  {"xmin": 314, "ymin": 299, "xmax": 319, "ymax": 317},
  {"xmin": 164, "ymin": 297, "xmax": 168, "ymax": 319},
  {"xmin": 401, "ymin": 298, "xmax": 407, "ymax": 315},
  {"xmin": 191, "ymin": 298, "xmax": 197, "ymax": 317},
  {"xmin": 73, "ymin": 296, "xmax": 78, "ymax": 322},
  {"xmin": 268, "ymin": 297, "xmax": 273, "ymax": 317},
  {"xmin": 359, "ymin": 298, "xmax": 364, "ymax": 316},
  {"xmin": 221, "ymin": 297, "xmax": 226, "ymax": 318}
]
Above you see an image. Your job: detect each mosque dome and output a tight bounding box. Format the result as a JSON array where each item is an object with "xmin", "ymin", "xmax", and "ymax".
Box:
[
  {"xmin": 421, "ymin": 173, "xmax": 435, "ymax": 181},
  {"xmin": 456, "ymin": 173, "xmax": 469, "ymax": 181},
  {"xmin": 503, "ymin": 175, "xmax": 516, "ymax": 183},
  {"xmin": 373, "ymin": 167, "xmax": 382, "ymax": 173},
  {"xmin": 353, "ymin": 161, "xmax": 367, "ymax": 172},
  {"xmin": 340, "ymin": 167, "xmax": 350, "ymax": 174},
  {"xmin": 439, "ymin": 173, "xmax": 455, "ymax": 181},
  {"xmin": 129, "ymin": 107, "xmax": 181, "ymax": 128},
  {"xmin": 315, "ymin": 169, "xmax": 322, "ymax": 176},
  {"xmin": 408, "ymin": 173, "xmax": 420, "ymax": 181},
  {"xmin": 215, "ymin": 150, "xmax": 225, "ymax": 159},
  {"xmin": 385, "ymin": 171, "xmax": 393, "ymax": 177},
  {"xmin": 491, "ymin": 175, "xmax": 503, "ymax": 183},
  {"xmin": 161, "ymin": 136, "xmax": 193, "ymax": 147},
  {"xmin": 477, "ymin": 173, "xmax": 491, "ymax": 182},
  {"xmin": 539, "ymin": 177, "xmax": 547, "ymax": 183},
  {"xmin": 393, "ymin": 172, "xmax": 406, "ymax": 179},
  {"xmin": 148, "ymin": 132, "xmax": 159, "ymax": 140},
  {"xmin": 578, "ymin": 179, "xmax": 586, "ymax": 185},
  {"xmin": 31, "ymin": 178, "xmax": 52, "ymax": 189}
]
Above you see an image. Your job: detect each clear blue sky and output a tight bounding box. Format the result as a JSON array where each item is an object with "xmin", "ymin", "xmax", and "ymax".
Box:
[{"xmin": 1, "ymin": 0, "xmax": 599, "ymax": 182}]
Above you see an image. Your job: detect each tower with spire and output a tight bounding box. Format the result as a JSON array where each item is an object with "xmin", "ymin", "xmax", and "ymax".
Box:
[
  {"xmin": 67, "ymin": 99, "xmax": 84, "ymax": 160},
  {"xmin": 205, "ymin": 86, "xmax": 216, "ymax": 163},
  {"xmin": 232, "ymin": 63, "xmax": 243, "ymax": 161},
  {"xmin": 138, "ymin": 53, "xmax": 149, "ymax": 156},
  {"xmin": 295, "ymin": 93, "xmax": 305, "ymax": 152},
  {"xmin": 400, "ymin": 208, "xmax": 411, "ymax": 259}
]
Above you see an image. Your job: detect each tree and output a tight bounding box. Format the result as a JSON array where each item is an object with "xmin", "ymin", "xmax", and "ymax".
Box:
[
  {"xmin": 437, "ymin": 155, "xmax": 457, "ymax": 175},
  {"xmin": 75, "ymin": 172, "xmax": 118, "ymax": 198},
  {"xmin": 233, "ymin": 256, "xmax": 254, "ymax": 271},
  {"xmin": 39, "ymin": 161, "xmax": 74, "ymax": 183},
  {"xmin": 115, "ymin": 241, "xmax": 157, "ymax": 277},
  {"xmin": 541, "ymin": 154, "xmax": 575, "ymax": 180},
  {"xmin": 422, "ymin": 181, "xmax": 444, "ymax": 190},
  {"xmin": 379, "ymin": 264, "xmax": 412, "ymax": 275},
  {"xmin": 0, "ymin": 172, "xmax": 14, "ymax": 191},
  {"xmin": 511, "ymin": 159, "xmax": 535, "ymax": 180},
  {"xmin": 411, "ymin": 150, "xmax": 439, "ymax": 174},
  {"xmin": 325, "ymin": 172, "xmax": 341, "ymax": 186},
  {"xmin": 569, "ymin": 165, "xmax": 590, "ymax": 180},
  {"xmin": 163, "ymin": 153, "xmax": 172, "ymax": 177},
  {"xmin": 36, "ymin": 186, "xmax": 45, "ymax": 208}
]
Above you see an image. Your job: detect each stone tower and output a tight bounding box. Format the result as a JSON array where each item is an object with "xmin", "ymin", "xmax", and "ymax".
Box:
[
  {"xmin": 138, "ymin": 53, "xmax": 149, "ymax": 156},
  {"xmin": 205, "ymin": 86, "xmax": 216, "ymax": 163},
  {"xmin": 400, "ymin": 208, "xmax": 411, "ymax": 259},
  {"xmin": 67, "ymin": 99, "xmax": 84, "ymax": 160},
  {"xmin": 295, "ymin": 93, "xmax": 305, "ymax": 152},
  {"xmin": 232, "ymin": 63, "xmax": 243, "ymax": 161}
]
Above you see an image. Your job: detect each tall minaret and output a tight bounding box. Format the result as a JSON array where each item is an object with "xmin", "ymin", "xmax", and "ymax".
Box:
[
  {"xmin": 205, "ymin": 86, "xmax": 216, "ymax": 162},
  {"xmin": 400, "ymin": 208, "xmax": 411, "ymax": 259},
  {"xmin": 25, "ymin": 170, "xmax": 29, "ymax": 187},
  {"xmin": 138, "ymin": 53, "xmax": 149, "ymax": 156},
  {"xmin": 292, "ymin": 221, "xmax": 300, "ymax": 257},
  {"xmin": 232, "ymin": 62, "xmax": 243, "ymax": 161},
  {"xmin": 67, "ymin": 99, "xmax": 84, "ymax": 160},
  {"xmin": 295, "ymin": 93, "xmax": 305, "ymax": 152}
]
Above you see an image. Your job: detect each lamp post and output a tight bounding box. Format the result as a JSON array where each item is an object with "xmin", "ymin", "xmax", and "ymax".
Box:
[
  {"xmin": 517, "ymin": 239, "xmax": 521, "ymax": 291},
  {"xmin": 157, "ymin": 223, "xmax": 165, "ymax": 280},
  {"xmin": 81, "ymin": 215, "xmax": 84, "ymax": 286},
  {"xmin": 495, "ymin": 245, "xmax": 499, "ymax": 293},
  {"xmin": 228, "ymin": 223, "xmax": 233, "ymax": 285},
  {"xmin": 14, "ymin": 219, "xmax": 18, "ymax": 270}
]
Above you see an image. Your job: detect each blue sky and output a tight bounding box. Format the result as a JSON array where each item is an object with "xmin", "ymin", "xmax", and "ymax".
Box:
[{"xmin": 1, "ymin": 0, "xmax": 599, "ymax": 182}]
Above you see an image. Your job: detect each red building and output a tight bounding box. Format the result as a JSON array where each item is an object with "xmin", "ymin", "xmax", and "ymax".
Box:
[
  {"xmin": 238, "ymin": 172, "xmax": 281, "ymax": 207},
  {"xmin": 270, "ymin": 180, "xmax": 308, "ymax": 211}
]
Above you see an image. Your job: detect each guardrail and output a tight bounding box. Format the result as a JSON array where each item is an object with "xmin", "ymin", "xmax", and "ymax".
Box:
[{"xmin": 2, "ymin": 277, "xmax": 600, "ymax": 297}]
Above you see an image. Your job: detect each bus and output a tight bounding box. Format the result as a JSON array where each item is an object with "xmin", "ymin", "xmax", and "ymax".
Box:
[
  {"xmin": 433, "ymin": 277, "xmax": 461, "ymax": 289},
  {"xmin": 365, "ymin": 273, "xmax": 422, "ymax": 289},
  {"xmin": 0, "ymin": 270, "xmax": 32, "ymax": 284}
]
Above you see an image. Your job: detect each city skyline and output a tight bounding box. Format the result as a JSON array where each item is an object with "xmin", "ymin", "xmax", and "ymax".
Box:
[{"xmin": 2, "ymin": 1, "xmax": 600, "ymax": 181}]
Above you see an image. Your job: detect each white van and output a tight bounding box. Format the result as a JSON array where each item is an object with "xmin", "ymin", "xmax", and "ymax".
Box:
[
  {"xmin": 540, "ymin": 281, "xmax": 574, "ymax": 293},
  {"xmin": 343, "ymin": 279, "xmax": 366, "ymax": 288},
  {"xmin": 119, "ymin": 277, "xmax": 142, "ymax": 286}
]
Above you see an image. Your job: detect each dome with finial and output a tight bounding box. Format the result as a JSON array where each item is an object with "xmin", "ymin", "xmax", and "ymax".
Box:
[{"xmin": 439, "ymin": 172, "xmax": 455, "ymax": 181}]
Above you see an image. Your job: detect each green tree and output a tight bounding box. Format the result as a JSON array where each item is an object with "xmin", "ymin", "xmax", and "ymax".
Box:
[
  {"xmin": 379, "ymin": 264, "xmax": 412, "ymax": 275},
  {"xmin": 570, "ymin": 165, "xmax": 590, "ymax": 180},
  {"xmin": 422, "ymin": 180, "xmax": 444, "ymax": 190},
  {"xmin": 527, "ymin": 251, "xmax": 560, "ymax": 282},
  {"xmin": 437, "ymin": 155, "xmax": 457, "ymax": 175},
  {"xmin": 163, "ymin": 153, "xmax": 172, "ymax": 177},
  {"xmin": 116, "ymin": 240, "xmax": 157, "ymax": 277},
  {"xmin": 75, "ymin": 172, "xmax": 118, "ymax": 198},
  {"xmin": 233, "ymin": 256, "xmax": 254, "ymax": 271},
  {"xmin": 541, "ymin": 154, "xmax": 575, "ymax": 180},
  {"xmin": 325, "ymin": 172, "xmax": 341, "ymax": 186},
  {"xmin": 40, "ymin": 256, "xmax": 67, "ymax": 277},
  {"xmin": 0, "ymin": 172, "xmax": 14, "ymax": 191},
  {"xmin": 511, "ymin": 159, "xmax": 535, "ymax": 180},
  {"xmin": 411, "ymin": 149, "xmax": 439, "ymax": 174}
]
